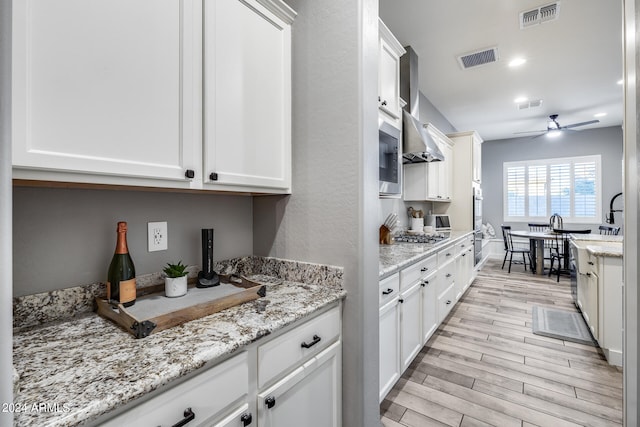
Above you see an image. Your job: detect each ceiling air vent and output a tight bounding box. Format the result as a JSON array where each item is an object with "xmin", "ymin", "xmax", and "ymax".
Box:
[
  {"xmin": 517, "ymin": 99, "xmax": 543, "ymax": 110},
  {"xmin": 457, "ymin": 47, "xmax": 499, "ymax": 70},
  {"xmin": 520, "ymin": 2, "xmax": 560, "ymax": 29}
]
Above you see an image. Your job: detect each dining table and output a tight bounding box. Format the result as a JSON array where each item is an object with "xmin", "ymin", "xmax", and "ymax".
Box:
[{"xmin": 508, "ymin": 230, "xmax": 563, "ymax": 275}]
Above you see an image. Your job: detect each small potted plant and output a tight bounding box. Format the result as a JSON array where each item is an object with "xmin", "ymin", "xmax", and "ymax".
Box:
[{"xmin": 163, "ymin": 261, "xmax": 188, "ymax": 297}]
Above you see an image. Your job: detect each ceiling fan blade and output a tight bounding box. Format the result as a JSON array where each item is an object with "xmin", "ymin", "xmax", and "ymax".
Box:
[
  {"xmin": 531, "ymin": 132, "xmax": 548, "ymax": 139},
  {"xmin": 513, "ymin": 129, "xmax": 546, "ymax": 134},
  {"xmin": 562, "ymin": 119, "xmax": 600, "ymax": 129}
]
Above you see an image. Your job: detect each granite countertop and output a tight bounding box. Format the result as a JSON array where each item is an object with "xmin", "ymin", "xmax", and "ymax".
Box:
[
  {"xmin": 379, "ymin": 230, "xmax": 473, "ymax": 279},
  {"xmin": 570, "ymin": 234, "xmax": 623, "ymax": 258},
  {"xmin": 12, "ymin": 257, "xmax": 345, "ymax": 427}
]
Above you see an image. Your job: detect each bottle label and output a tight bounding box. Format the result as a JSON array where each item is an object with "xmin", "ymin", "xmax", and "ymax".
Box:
[
  {"xmin": 106, "ymin": 279, "xmax": 136, "ymax": 304},
  {"xmin": 119, "ymin": 279, "xmax": 136, "ymax": 304}
]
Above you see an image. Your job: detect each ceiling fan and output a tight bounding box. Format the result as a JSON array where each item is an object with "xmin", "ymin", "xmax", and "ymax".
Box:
[{"xmin": 515, "ymin": 114, "xmax": 600, "ymax": 138}]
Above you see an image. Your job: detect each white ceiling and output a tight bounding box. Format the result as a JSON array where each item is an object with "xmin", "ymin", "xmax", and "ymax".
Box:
[{"xmin": 378, "ymin": 0, "xmax": 624, "ymax": 141}]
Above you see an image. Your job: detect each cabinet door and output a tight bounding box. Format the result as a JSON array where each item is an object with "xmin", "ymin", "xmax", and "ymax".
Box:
[
  {"xmin": 438, "ymin": 142, "xmax": 454, "ymax": 199},
  {"xmin": 203, "ymin": 0, "xmax": 293, "ymax": 191},
  {"xmin": 258, "ymin": 342, "xmax": 341, "ymax": 427},
  {"xmin": 473, "ymin": 139, "xmax": 482, "ymax": 183},
  {"xmin": 379, "ymin": 299, "xmax": 400, "ymax": 402},
  {"xmin": 378, "ymin": 37, "xmax": 401, "ymax": 120},
  {"xmin": 214, "ymin": 404, "xmax": 253, "ymax": 427},
  {"xmin": 421, "ymin": 273, "xmax": 438, "ymax": 344},
  {"xmin": 13, "ymin": 0, "xmax": 198, "ymax": 183},
  {"xmin": 585, "ymin": 271, "xmax": 599, "ymax": 339},
  {"xmin": 400, "ymin": 283, "xmax": 422, "ymax": 372}
]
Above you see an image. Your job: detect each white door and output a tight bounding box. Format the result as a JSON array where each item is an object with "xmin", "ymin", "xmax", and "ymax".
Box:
[
  {"xmin": 421, "ymin": 273, "xmax": 438, "ymax": 344},
  {"xmin": 203, "ymin": 0, "xmax": 292, "ymax": 191},
  {"xmin": 379, "ymin": 299, "xmax": 400, "ymax": 401},
  {"xmin": 258, "ymin": 342, "xmax": 341, "ymax": 427},
  {"xmin": 12, "ymin": 0, "xmax": 198, "ymax": 182},
  {"xmin": 400, "ymin": 283, "xmax": 422, "ymax": 371}
]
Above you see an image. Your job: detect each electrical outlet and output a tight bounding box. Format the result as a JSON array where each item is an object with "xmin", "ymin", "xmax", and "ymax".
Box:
[{"xmin": 148, "ymin": 221, "xmax": 168, "ymax": 252}]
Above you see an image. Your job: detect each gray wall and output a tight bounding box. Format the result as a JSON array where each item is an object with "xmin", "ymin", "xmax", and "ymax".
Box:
[
  {"xmin": 13, "ymin": 187, "xmax": 253, "ymax": 297},
  {"xmin": 481, "ymin": 126, "xmax": 623, "ymax": 233},
  {"xmin": 253, "ymin": 0, "xmax": 380, "ymax": 425}
]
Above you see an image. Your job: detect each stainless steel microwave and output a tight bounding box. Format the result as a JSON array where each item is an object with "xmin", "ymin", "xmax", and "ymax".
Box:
[{"xmin": 379, "ymin": 121, "xmax": 402, "ymax": 196}]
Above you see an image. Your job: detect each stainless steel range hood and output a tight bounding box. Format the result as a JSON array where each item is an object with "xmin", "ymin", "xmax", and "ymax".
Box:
[{"xmin": 400, "ymin": 46, "xmax": 444, "ymax": 163}]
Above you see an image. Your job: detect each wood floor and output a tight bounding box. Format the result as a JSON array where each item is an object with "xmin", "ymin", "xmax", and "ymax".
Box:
[{"xmin": 380, "ymin": 257, "xmax": 623, "ymax": 427}]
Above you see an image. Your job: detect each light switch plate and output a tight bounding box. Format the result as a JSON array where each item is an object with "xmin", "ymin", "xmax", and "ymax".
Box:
[{"xmin": 148, "ymin": 221, "xmax": 168, "ymax": 252}]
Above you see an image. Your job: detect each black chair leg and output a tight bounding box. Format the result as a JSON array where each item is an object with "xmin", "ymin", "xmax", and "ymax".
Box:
[
  {"xmin": 502, "ymin": 251, "xmax": 508, "ymax": 269},
  {"xmin": 548, "ymin": 256, "xmax": 554, "ymax": 278},
  {"xmin": 508, "ymin": 252, "xmax": 513, "ymax": 273},
  {"xmin": 522, "ymin": 253, "xmax": 527, "ymax": 271}
]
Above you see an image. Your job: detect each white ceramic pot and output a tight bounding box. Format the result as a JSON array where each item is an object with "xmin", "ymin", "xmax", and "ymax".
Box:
[{"xmin": 165, "ymin": 276, "xmax": 188, "ymax": 297}]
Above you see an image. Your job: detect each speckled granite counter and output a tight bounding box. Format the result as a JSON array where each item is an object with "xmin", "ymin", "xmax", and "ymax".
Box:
[
  {"xmin": 570, "ymin": 234, "xmax": 623, "ymax": 258},
  {"xmin": 379, "ymin": 231, "xmax": 473, "ymax": 279},
  {"xmin": 12, "ymin": 256, "xmax": 345, "ymax": 427}
]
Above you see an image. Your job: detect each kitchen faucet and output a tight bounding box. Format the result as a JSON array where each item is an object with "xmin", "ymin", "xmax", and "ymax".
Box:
[{"xmin": 607, "ymin": 192, "xmax": 623, "ymax": 224}]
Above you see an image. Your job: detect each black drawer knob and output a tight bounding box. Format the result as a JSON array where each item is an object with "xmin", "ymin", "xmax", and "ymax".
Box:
[
  {"xmin": 184, "ymin": 169, "xmax": 195, "ymax": 179},
  {"xmin": 265, "ymin": 396, "xmax": 276, "ymax": 409},
  {"xmin": 241, "ymin": 412, "xmax": 253, "ymax": 426},
  {"xmin": 209, "ymin": 172, "xmax": 218, "ymax": 181}
]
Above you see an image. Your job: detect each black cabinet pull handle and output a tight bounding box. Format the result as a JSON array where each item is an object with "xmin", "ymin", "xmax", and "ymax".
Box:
[
  {"xmin": 588, "ymin": 261, "xmax": 594, "ymax": 265},
  {"xmin": 446, "ymin": 273, "xmax": 452, "ymax": 278},
  {"xmin": 462, "ymin": 253, "xmax": 466, "ymax": 257},
  {"xmin": 446, "ymin": 253, "xmax": 451, "ymax": 256},
  {"xmin": 382, "ymin": 288, "xmax": 394, "ymax": 295},
  {"xmin": 421, "ymin": 282, "xmax": 425, "ymax": 287},
  {"xmin": 265, "ymin": 396, "xmax": 276, "ymax": 409},
  {"xmin": 240, "ymin": 412, "xmax": 253, "ymax": 426},
  {"xmin": 184, "ymin": 169, "xmax": 195, "ymax": 179},
  {"xmin": 171, "ymin": 408, "xmax": 195, "ymax": 427},
  {"xmin": 209, "ymin": 172, "xmax": 218, "ymax": 181},
  {"xmin": 446, "ymin": 300, "xmax": 452, "ymax": 305},
  {"xmin": 301, "ymin": 335, "xmax": 321, "ymax": 349},
  {"xmin": 399, "ymin": 298, "xmax": 404, "ymax": 303},
  {"xmin": 421, "ymin": 267, "xmax": 428, "ymax": 272},
  {"xmin": 382, "ymin": 100, "xmax": 388, "ymax": 106}
]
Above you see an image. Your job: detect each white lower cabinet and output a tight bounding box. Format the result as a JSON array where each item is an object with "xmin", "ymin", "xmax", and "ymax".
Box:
[
  {"xmin": 100, "ymin": 304, "xmax": 341, "ymax": 426},
  {"xmin": 257, "ymin": 342, "xmax": 341, "ymax": 427},
  {"xmin": 100, "ymin": 351, "xmax": 250, "ymax": 427},
  {"xmin": 399, "ymin": 283, "xmax": 422, "ymax": 371},
  {"xmin": 378, "ymin": 233, "xmax": 476, "ymax": 401}
]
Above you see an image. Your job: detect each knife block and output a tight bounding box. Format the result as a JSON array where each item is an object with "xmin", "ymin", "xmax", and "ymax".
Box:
[{"xmin": 379, "ymin": 225, "xmax": 392, "ymax": 245}]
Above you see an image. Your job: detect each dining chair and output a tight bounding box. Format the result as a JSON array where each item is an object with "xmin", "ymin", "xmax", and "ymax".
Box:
[
  {"xmin": 501, "ymin": 225, "xmax": 532, "ymax": 273},
  {"xmin": 599, "ymin": 225, "xmax": 621, "ymax": 235},
  {"xmin": 548, "ymin": 228, "xmax": 591, "ymax": 282},
  {"xmin": 528, "ymin": 222, "xmax": 551, "ymax": 268}
]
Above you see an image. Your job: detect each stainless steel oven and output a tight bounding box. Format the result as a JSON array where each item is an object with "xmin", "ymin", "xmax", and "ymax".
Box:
[{"xmin": 379, "ymin": 121, "xmax": 402, "ymax": 196}]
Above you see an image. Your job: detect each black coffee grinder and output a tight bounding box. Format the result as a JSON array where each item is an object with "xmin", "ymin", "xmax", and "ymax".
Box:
[{"xmin": 197, "ymin": 228, "xmax": 220, "ymax": 288}]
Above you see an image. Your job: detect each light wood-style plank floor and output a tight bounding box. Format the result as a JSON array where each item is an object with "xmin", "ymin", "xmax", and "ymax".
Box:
[{"xmin": 381, "ymin": 257, "xmax": 623, "ymax": 427}]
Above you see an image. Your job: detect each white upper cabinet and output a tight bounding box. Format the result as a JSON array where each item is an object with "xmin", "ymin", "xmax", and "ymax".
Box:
[
  {"xmin": 12, "ymin": 0, "xmax": 198, "ymax": 185},
  {"xmin": 12, "ymin": 0, "xmax": 295, "ymax": 194},
  {"xmin": 403, "ymin": 124, "xmax": 454, "ymax": 201},
  {"xmin": 378, "ymin": 19, "xmax": 405, "ymax": 128},
  {"xmin": 203, "ymin": 0, "xmax": 294, "ymax": 192}
]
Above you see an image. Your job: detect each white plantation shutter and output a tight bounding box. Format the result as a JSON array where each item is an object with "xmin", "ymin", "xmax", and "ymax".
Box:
[
  {"xmin": 528, "ymin": 165, "xmax": 546, "ymax": 217},
  {"xmin": 506, "ymin": 166, "xmax": 525, "ymax": 217},
  {"xmin": 574, "ymin": 162, "xmax": 597, "ymax": 217},
  {"xmin": 503, "ymin": 156, "xmax": 601, "ymax": 223},
  {"xmin": 549, "ymin": 163, "xmax": 570, "ymax": 217}
]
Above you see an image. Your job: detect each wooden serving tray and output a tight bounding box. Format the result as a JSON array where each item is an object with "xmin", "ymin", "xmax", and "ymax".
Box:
[{"xmin": 96, "ymin": 274, "xmax": 267, "ymax": 338}]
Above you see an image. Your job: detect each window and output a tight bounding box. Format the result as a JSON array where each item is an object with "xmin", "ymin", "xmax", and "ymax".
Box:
[{"xmin": 503, "ymin": 155, "xmax": 601, "ymax": 223}]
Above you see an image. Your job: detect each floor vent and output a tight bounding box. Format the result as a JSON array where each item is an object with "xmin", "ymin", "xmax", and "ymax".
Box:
[
  {"xmin": 520, "ymin": 2, "xmax": 560, "ymax": 29},
  {"xmin": 517, "ymin": 99, "xmax": 544, "ymax": 110},
  {"xmin": 457, "ymin": 47, "xmax": 499, "ymax": 70}
]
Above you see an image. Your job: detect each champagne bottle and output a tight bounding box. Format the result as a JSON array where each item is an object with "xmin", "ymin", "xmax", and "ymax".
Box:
[{"xmin": 107, "ymin": 222, "xmax": 136, "ymax": 307}]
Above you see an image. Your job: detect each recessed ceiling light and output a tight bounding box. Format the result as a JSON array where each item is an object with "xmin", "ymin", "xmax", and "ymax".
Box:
[
  {"xmin": 509, "ymin": 58, "xmax": 527, "ymax": 67},
  {"xmin": 514, "ymin": 96, "xmax": 528, "ymax": 103},
  {"xmin": 617, "ymin": 79, "xmax": 624, "ymax": 85},
  {"xmin": 594, "ymin": 112, "xmax": 607, "ymax": 118}
]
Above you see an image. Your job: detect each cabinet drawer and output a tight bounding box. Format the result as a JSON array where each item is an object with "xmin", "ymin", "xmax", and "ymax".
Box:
[
  {"xmin": 456, "ymin": 239, "xmax": 470, "ymax": 255},
  {"xmin": 437, "ymin": 245, "xmax": 456, "ymax": 267},
  {"xmin": 380, "ymin": 273, "xmax": 400, "ymax": 307},
  {"xmin": 400, "ymin": 254, "xmax": 437, "ymax": 290},
  {"xmin": 258, "ymin": 306, "xmax": 340, "ymax": 389},
  {"xmin": 438, "ymin": 284, "xmax": 456, "ymax": 323},
  {"xmin": 437, "ymin": 261, "xmax": 455, "ymax": 294},
  {"xmin": 101, "ymin": 352, "xmax": 248, "ymax": 427}
]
